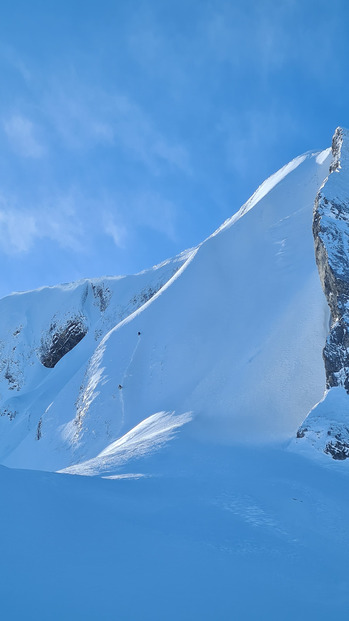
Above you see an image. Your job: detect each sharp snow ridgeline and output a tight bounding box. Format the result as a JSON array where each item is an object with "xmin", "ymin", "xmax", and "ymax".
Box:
[{"xmin": 2, "ymin": 127, "xmax": 349, "ymax": 473}]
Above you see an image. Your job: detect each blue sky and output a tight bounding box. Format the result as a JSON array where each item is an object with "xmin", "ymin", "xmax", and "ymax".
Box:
[{"xmin": 0, "ymin": 0, "xmax": 348, "ymax": 297}]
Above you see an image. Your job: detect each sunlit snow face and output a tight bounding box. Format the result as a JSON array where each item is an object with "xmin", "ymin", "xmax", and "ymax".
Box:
[{"xmin": 0, "ymin": 144, "xmax": 332, "ymax": 473}]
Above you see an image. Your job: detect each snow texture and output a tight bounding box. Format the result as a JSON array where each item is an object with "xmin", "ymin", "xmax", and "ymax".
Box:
[
  {"xmin": 0, "ymin": 144, "xmax": 332, "ymax": 474},
  {"xmin": 2, "ymin": 130, "xmax": 349, "ymax": 620},
  {"xmin": 2, "ymin": 440, "xmax": 349, "ymax": 620}
]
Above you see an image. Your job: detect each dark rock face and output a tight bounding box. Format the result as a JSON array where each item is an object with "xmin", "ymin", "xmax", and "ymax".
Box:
[
  {"xmin": 325, "ymin": 439, "xmax": 349, "ymax": 460},
  {"xmin": 296, "ymin": 428, "xmax": 306, "ymax": 439},
  {"xmin": 4, "ymin": 365, "xmax": 20, "ymax": 391},
  {"xmin": 36, "ymin": 418, "xmax": 42, "ymax": 440},
  {"xmin": 313, "ymin": 128, "xmax": 349, "ymax": 393},
  {"xmin": 40, "ymin": 316, "xmax": 88, "ymax": 369},
  {"xmin": 0, "ymin": 408, "xmax": 17, "ymax": 421},
  {"xmin": 297, "ymin": 127, "xmax": 349, "ymax": 460},
  {"xmin": 130, "ymin": 285, "xmax": 158, "ymax": 308},
  {"xmin": 91, "ymin": 282, "xmax": 111, "ymax": 312},
  {"xmin": 323, "ymin": 321, "xmax": 349, "ymax": 392},
  {"xmin": 324, "ymin": 423, "xmax": 349, "ymax": 460}
]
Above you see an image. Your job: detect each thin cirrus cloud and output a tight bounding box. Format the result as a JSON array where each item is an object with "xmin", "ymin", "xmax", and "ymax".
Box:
[
  {"xmin": 103, "ymin": 190, "xmax": 178, "ymax": 247},
  {"xmin": 0, "ymin": 36, "xmax": 194, "ymax": 263},
  {"xmin": 0, "ymin": 193, "xmax": 84, "ymax": 255},
  {"xmin": 219, "ymin": 108, "xmax": 301, "ymax": 177},
  {"xmin": 107, "ymin": 94, "xmax": 191, "ymax": 174},
  {"xmin": 42, "ymin": 79, "xmax": 191, "ymax": 174},
  {"xmin": 133, "ymin": 192, "xmax": 178, "ymax": 241},
  {"xmin": 102, "ymin": 211, "xmax": 127, "ymax": 249},
  {"xmin": 0, "ymin": 208, "xmax": 37, "ymax": 254},
  {"xmin": 3, "ymin": 115, "xmax": 45, "ymax": 158},
  {"xmin": 1, "ymin": 63, "xmax": 191, "ymax": 176}
]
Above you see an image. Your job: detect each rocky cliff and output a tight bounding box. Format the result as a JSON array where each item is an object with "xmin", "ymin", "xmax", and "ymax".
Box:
[
  {"xmin": 313, "ymin": 127, "xmax": 349, "ymax": 391},
  {"xmin": 297, "ymin": 127, "xmax": 349, "ymax": 459}
]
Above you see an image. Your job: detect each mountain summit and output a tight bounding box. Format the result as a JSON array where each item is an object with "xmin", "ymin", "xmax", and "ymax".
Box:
[{"xmin": 1, "ymin": 128, "xmax": 348, "ymax": 473}]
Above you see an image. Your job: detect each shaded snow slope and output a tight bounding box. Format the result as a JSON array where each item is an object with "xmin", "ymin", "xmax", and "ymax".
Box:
[
  {"xmin": 0, "ymin": 145, "xmax": 332, "ymax": 473},
  {"xmin": 2, "ymin": 442, "xmax": 349, "ymax": 621}
]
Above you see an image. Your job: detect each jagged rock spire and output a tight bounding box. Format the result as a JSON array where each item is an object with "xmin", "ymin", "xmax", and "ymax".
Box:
[{"xmin": 313, "ymin": 126, "xmax": 349, "ymax": 392}]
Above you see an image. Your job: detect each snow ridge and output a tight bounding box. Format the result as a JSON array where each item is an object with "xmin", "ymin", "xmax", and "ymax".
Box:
[{"xmin": 0, "ymin": 140, "xmax": 334, "ymax": 474}]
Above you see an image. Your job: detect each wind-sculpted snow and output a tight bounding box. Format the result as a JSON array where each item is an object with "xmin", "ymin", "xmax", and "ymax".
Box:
[
  {"xmin": 0, "ymin": 143, "xmax": 333, "ymax": 474},
  {"xmin": 0, "ymin": 255, "xmax": 188, "ymax": 469},
  {"xmin": 211, "ymin": 152, "xmax": 310, "ymax": 237},
  {"xmin": 60, "ymin": 410, "xmax": 192, "ymax": 476}
]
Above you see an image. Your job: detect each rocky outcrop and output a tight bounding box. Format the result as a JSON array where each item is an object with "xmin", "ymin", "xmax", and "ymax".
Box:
[
  {"xmin": 313, "ymin": 127, "xmax": 349, "ymax": 392},
  {"xmin": 91, "ymin": 282, "xmax": 111, "ymax": 313},
  {"xmin": 295, "ymin": 385, "xmax": 349, "ymax": 460},
  {"xmin": 40, "ymin": 315, "xmax": 88, "ymax": 369},
  {"xmin": 297, "ymin": 127, "xmax": 349, "ymax": 459},
  {"xmin": 324, "ymin": 437, "xmax": 349, "ymax": 460},
  {"xmin": 0, "ymin": 407, "xmax": 17, "ymax": 421}
]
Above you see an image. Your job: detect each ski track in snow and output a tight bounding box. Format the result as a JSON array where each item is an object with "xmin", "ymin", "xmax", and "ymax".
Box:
[{"xmin": 118, "ymin": 333, "xmax": 141, "ymax": 427}]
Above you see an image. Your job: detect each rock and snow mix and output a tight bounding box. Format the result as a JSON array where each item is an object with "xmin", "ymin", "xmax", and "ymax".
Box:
[
  {"xmin": 0, "ymin": 137, "xmax": 336, "ymax": 474},
  {"xmin": 3, "ymin": 128, "xmax": 349, "ymax": 620},
  {"xmin": 295, "ymin": 127, "xmax": 349, "ymax": 457}
]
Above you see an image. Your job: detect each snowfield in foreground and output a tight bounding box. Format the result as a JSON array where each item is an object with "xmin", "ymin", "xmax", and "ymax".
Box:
[{"xmin": 2, "ymin": 439, "xmax": 349, "ymax": 621}]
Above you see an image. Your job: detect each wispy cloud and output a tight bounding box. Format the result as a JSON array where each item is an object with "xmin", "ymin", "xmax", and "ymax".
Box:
[
  {"xmin": 42, "ymin": 78, "xmax": 191, "ymax": 174},
  {"xmin": 0, "ymin": 43, "xmax": 32, "ymax": 82},
  {"xmin": 0, "ymin": 185, "xmax": 179, "ymax": 258},
  {"xmin": 0, "ymin": 208, "xmax": 37, "ymax": 253},
  {"xmin": 102, "ymin": 190, "xmax": 178, "ymax": 246},
  {"xmin": 3, "ymin": 115, "xmax": 45, "ymax": 158},
  {"xmin": 219, "ymin": 108, "xmax": 300, "ymax": 177},
  {"xmin": 133, "ymin": 191, "xmax": 178, "ymax": 241},
  {"xmin": 110, "ymin": 94, "xmax": 191, "ymax": 174},
  {"xmin": 0, "ymin": 191, "xmax": 84, "ymax": 255},
  {"xmin": 103, "ymin": 211, "xmax": 127, "ymax": 248},
  {"xmin": 201, "ymin": 1, "xmax": 340, "ymax": 81}
]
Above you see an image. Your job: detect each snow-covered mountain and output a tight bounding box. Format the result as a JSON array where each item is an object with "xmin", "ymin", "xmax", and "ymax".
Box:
[
  {"xmin": 4, "ymin": 128, "xmax": 349, "ymax": 621},
  {"xmin": 0, "ymin": 128, "xmax": 346, "ymax": 474}
]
